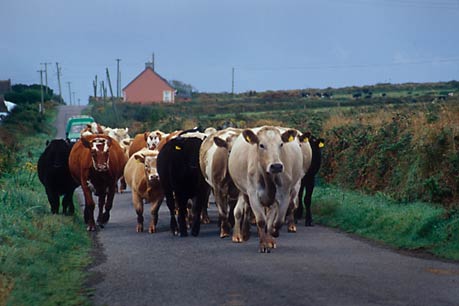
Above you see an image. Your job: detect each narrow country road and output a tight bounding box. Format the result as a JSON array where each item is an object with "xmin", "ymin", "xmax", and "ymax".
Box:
[{"xmin": 55, "ymin": 106, "xmax": 459, "ymax": 306}]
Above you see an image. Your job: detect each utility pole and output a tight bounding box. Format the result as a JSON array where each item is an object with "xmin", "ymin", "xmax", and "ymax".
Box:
[
  {"xmin": 232, "ymin": 67, "xmax": 235, "ymax": 95},
  {"xmin": 116, "ymin": 58, "xmax": 121, "ymax": 98},
  {"xmin": 106, "ymin": 68, "xmax": 114, "ymax": 99},
  {"xmin": 56, "ymin": 62, "xmax": 63, "ymax": 103},
  {"xmin": 66, "ymin": 81, "xmax": 72, "ymax": 105},
  {"xmin": 37, "ymin": 69, "xmax": 44, "ymax": 114},
  {"xmin": 41, "ymin": 62, "xmax": 52, "ymax": 94}
]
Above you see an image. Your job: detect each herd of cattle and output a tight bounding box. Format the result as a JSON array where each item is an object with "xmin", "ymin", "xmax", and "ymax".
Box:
[{"xmin": 37, "ymin": 122, "xmax": 324, "ymax": 252}]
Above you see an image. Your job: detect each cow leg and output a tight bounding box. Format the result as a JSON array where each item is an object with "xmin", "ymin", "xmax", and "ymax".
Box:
[
  {"xmin": 272, "ymin": 193, "xmax": 291, "ymax": 238},
  {"xmin": 81, "ymin": 180, "xmax": 96, "ymax": 231},
  {"xmin": 97, "ymin": 192, "xmax": 107, "ymax": 227},
  {"xmin": 149, "ymin": 196, "xmax": 163, "ymax": 234},
  {"xmin": 176, "ymin": 195, "xmax": 188, "ymax": 237},
  {"xmin": 62, "ymin": 192, "xmax": 75, "ymax": 216},
  {"xmin": 304, "ymin": 176, "xmax": 315, "ymax": 227},
  {"xmin": 119, "ymin": 176, "xmax": 127, "ymax": 193},
  {"xmin": 232, "ymin": 195, "xmax": 245, "ymax": 243},
  {"xmin": 249, "ymin": 195, "xmax": 276, "ymax": 252},
  {"xmin": 215, "ymin": 188, "xmax": 230, "ymax": 238},
  {"xmin": 101, "ymin": 185, "xmax": 116, "ymax": 225},
  {"xmin": 45, "ymin": 188, "xmax": 59, "ymax": 214},
  {"xmin": 132, "ymin": 192, "xmax": 144, "ymax": 232},
  {"xmin": 191, "ymin": 187, "xmax": 209, "ymax": 237},
  {"xmin": 295, "ymin": 176, "xmax": 306, "ymax": 221},
  {"xmin": 164, "ymin": 192, "xmax": 179, "ymax": 236}
]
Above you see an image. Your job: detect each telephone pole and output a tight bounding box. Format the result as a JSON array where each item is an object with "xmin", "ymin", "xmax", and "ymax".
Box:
[
  {"xmin": 56, "ymin": 62, "xmax": 63, "ymax": 103},
  {"xmin": 37, "ymin": 69, "xmax": 44, "ymax": 114},
  {"xmin": 116, "ymin": 58, "xmax": 121, "ymax": 98},
  {"xmin": 41, "ymin": 62, "xmax": 52, "ymax": 94},
  {"xmin": 66, "ymin": 81, "xmax": 72, "ymax": 105},
  {"xmin": 106, "ymin": 68, "xmax": 114, "ymax": 99},
  {"xmin": 232, "ymin": 67, "xmax": 235, "ymax": 95}
]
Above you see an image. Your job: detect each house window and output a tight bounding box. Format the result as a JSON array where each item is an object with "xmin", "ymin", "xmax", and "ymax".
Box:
[{"xmin": 163, "ymin": 90, "xmax": 172, "ymax": 103}]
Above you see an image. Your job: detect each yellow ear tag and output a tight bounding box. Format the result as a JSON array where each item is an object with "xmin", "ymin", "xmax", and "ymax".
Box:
[
  {"xmin": 245, "ymin": 136, "xmax": 251, "ymax": 142},
  {"xmin": 319, "ymin": 142, "xmax": 325, "ymax": 148},
  {"xmin": 288, "ymin": 135, "xmax": 294, "ymax": 142},
  {"xmin": 303, "ymin": 137, "xmax": 309, "ymax": 143},
  {"xmin": 175, "ymin": 145, "xmax": 182, "ymax": 151}
]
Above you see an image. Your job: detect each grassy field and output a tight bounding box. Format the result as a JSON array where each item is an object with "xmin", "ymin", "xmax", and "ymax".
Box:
[
  {"xmin": 312, "ymin": 185, "xmax": 459, "ymax": 260},
  {"xmin": 0, "ymin": 103, "xmax": 92, "ymax": 306}
]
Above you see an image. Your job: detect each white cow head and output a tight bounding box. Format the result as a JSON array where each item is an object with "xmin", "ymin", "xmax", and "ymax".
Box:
[
  {"xmin": 242, "ymin": 126, "xmax": 297, "ymax": 175},
  {"xmin": 82, "ymin": 136, "xmax": 112, "ymax": 172},
  {"xmin": 145, "ymin": 130, "xmax": 165, "ymax": 150}
]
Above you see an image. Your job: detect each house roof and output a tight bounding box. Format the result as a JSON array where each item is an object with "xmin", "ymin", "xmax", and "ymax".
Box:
[
  {"xmin": 0, "ymin": 79, "xmax": 12, "ymax": 95},
  {"xmin": 122, "ymin": 67, "xmax": 174, "ymax": 91}
]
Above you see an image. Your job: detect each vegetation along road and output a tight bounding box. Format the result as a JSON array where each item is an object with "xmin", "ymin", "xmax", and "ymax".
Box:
[{"xmin": 53, "ymin": 106, "xmax": 459, "ymax": 306}]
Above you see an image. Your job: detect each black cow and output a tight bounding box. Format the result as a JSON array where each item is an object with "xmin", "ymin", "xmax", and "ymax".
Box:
[
  {"xmin": 295, "ymin": 135, "xmax": 324, "ymax": 226},
  {"xmin": 37, "ymin": 139, "xmax": 79, "ymax": 215},
  {"xmin": 157, "ymin": 136, "xmax": 210, "ymax": 237}
]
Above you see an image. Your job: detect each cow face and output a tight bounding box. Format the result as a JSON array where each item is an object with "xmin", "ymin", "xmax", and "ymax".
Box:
[
  {"xmin": 145, "ymin": 130, "xmax": 164, "ymax": 150},
  {"xmin": 243, "ymin": 127, "xmax": 297, "ymax": 175},
  {"xmin": 82, "ymin": 136, "xmax": 112, "ymax": 172},
  {"xmin": 135, "ymin": 151, "xmax": 159, "ymax": 183}
]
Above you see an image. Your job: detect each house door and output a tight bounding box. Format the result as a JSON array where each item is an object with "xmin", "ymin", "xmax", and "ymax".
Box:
[{"xmin": 163, "ymin": 90, "xmax": 172, "ymax": 103}]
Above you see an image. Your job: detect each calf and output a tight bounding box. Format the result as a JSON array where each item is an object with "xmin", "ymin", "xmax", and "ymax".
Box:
[
  {"xmin": 37, "ymin": 139, "xmax": 79, "ymax": 215},
  {"xmin": 157, "ymin": 136, "xmax": 211, "ymax": 237},
  {"xmin": 295, "ymin": 134, "xmax": 324, "ymax": 226},
  {"xmin": 69, "ymin": 134, "xmax": 126, "ymax": 231},
  {"xmin": 124, "ymin": 149, "xmax": 164, "ymax": 233}
]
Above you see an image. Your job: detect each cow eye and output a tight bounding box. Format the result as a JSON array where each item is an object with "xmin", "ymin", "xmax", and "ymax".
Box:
[
  {"xmin": 280, "ymin": 143, "xmax": 284, "ymax": 148},
  {"xmin": 259, "ymin": 144, "xmax": 265, "ymax": 149}
]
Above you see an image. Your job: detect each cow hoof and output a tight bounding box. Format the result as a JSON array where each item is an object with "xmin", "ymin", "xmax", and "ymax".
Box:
[
  {"xmin": 148, "ymin": 227, "xmax": 156, "ymax": 234},
  {"xmin": 180, "ymin": 231, "xmax": 188, "ymax": 237},
  {"xmin": 136, "ymin": 225, "xmax": 143, "ymax": 232},
  {"xmin": 232, "ymin": 235, "xmax": 243, "ymax": 243},
  {"xmin": 87, "ymin": 225, "xmax": 96, "ymax": 231},
  {"xmin": 220, "ymin": 231, "xmax": 230, "ymax": 239},
  {"xmin": 305, "ymin": 221, "xmax": 314, "ymax": 227},
  {"xmin": 201, "ymin": 215, "xmax": 211, "ymax": 224},
  {"xmin": 288, "ymin": 224, "xmax": 297, "ymax": 233},
  {"xmin": 271, "ymin": 229, "xmax": 280, "ymax": 238}
]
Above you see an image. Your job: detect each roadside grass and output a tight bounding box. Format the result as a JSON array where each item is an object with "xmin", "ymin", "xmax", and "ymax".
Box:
[
  {"xmin": 312, "ymin": 185, "xmax": 459, "ymax": 260},
  {"xmin": 0, "ymin": 107, "xmax": 91, "ymax": 306}
]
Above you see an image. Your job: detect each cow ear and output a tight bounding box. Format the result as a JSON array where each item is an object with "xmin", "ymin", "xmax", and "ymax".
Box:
[
  {"xmin": 242, "ymin": 130, "xmax": 259, "ymax": 145},
  {"xmin": 134, "ymin": 153, "xmax": 146, "ymax": 163},
  {"xmin": 299, "ymin": 132, "xmax": 310, "ymax": 143},
  {"xmin": 106, "ymin": 137, "xmax": 112, "ymax": 146},
  {"xmin": 144, "ymin": 132, "xmax": 150, "ymax": 141},
  {"xmin": 214, "ymin": 137, "xmax": 227, "ymax": 148},
  {"xmin": 81, "ymin": 137, "xmax": 91, "ymax": 148},
  {"xmin": 281, "ymin": 129, "xmax": 298, "ymax": 143}
]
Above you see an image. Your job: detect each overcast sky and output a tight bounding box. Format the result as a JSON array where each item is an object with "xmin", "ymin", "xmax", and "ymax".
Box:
[{"xmin": 1, "ymin": 0, "xmax": 458, "ymax": 104}]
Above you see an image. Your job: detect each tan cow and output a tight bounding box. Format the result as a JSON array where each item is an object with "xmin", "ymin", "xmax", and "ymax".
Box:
[
  {"xmin": 228, "ymin": 126, "xmax": 303, "ymax": 252},
  {"xmin": 69, "ymin": 134, "xmax": 127, "ymax": 231},
  {"xmin": 199, "ymin": 128, "xmax": 241, "ymax": 238},
  {"xmin": 124, "ymin": 149, "xmax": 164, "ymax": 233}
]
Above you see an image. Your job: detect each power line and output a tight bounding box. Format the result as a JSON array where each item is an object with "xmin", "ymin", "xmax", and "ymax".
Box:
[{"xmin": 236, "ymin": 57, "xmax": 459, "ymax": 72}]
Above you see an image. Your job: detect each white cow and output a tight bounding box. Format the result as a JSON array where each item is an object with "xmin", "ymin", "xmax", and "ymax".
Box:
[{"xmin": 228, "ymin": 126, "xmax": 303, "ymax": 252}]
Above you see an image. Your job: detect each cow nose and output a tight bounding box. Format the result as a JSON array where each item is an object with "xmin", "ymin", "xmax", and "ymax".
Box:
[
  {"xmin": 269, "ymin": 163, "xmax": 283, "ymax": 174},
  {"xmin": 149, "ymin": 174, "xmax": 159, "ymax": 181}
]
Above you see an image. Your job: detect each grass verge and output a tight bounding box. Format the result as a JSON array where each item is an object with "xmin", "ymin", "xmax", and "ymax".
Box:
[
  {"xmin": 312, "ymin": 185, "xmax": 459, "ymax": 260},
  {"xmin": 0, "ymin": 108, "xmax": 91, "ymax": 306}
]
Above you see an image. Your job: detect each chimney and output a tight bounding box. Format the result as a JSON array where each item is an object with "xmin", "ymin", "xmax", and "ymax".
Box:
[{"xmin": 145, "ymin": 53, "xmax": 155, "ymax": 71}]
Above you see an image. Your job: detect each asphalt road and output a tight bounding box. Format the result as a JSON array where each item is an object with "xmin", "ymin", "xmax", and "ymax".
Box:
[{"xmin": 56, "ymin": 106, "xmax": 459, "ymax": 306}]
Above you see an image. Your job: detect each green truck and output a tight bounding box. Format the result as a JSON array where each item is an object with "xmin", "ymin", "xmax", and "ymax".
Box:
[{"xmin": 65, "ymin": 115, "xmax": 95, "ymax": 142}]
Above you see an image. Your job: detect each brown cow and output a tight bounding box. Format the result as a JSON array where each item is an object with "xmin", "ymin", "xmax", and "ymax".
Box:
[
  {"xmin": 69, "ymin": 134, "xmax": 126, "ymax": 231},
  {"xmin": 124, "ymin": 149, "xmax": 164, "ymax": 233}
]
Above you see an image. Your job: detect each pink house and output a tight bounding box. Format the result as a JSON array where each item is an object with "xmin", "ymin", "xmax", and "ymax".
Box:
[{"xmin": 122, "ymin": 63, "xmax": 175, "ymax": 104}]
